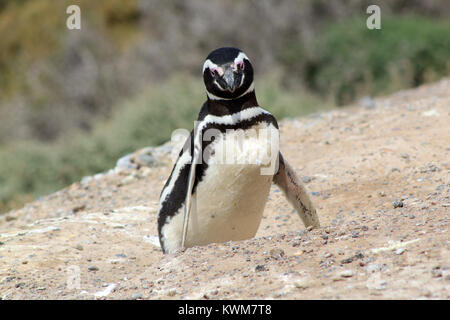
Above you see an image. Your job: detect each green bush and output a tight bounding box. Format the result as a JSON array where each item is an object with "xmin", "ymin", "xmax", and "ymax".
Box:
[{"xmin": 282, "ymin": 16, "xmax": 450, "ymax": 104}]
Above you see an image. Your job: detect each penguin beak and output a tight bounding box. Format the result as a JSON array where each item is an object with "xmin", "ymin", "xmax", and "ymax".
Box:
[{"xmin": 223, "ymin": 67, "xmax": 237, "ymax": 93}]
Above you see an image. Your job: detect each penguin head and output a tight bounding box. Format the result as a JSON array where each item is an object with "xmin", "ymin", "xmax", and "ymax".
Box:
[{"xmin": 202, "ymin": 47, "xmax": 254, "ymax": 100}]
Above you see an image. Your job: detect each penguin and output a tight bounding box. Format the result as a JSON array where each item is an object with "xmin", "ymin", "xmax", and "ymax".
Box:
[{"xmin": 157, "ymin": 47, "xmax": 319, "ymax": 254}]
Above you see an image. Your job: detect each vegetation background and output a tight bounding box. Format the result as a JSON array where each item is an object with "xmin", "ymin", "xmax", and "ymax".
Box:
[{"xmin": 0, "ymin": 0, "xmax": 449, "ymax": 213}]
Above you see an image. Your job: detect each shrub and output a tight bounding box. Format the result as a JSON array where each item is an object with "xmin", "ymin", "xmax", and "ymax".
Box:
[{"xmin": 282, "ymin": 16, "xmax": 450, "ymax": 104}]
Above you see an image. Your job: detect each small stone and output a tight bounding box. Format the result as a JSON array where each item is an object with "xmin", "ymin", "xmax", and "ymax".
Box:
[
  {"xmin": 408, "ymin": 214, "xmax": 415, "ymax": 219},
  {"xmin": 393, "ymin": 200, "xmax": 404, "ymax": 208},
  {"xmin": 203, "ymin": 292, "xmax": 211, "ymax": 299},
  {"xmin": 311, "ymin": 192, "xmax": 320, "ymax": 196},
  {"xmin": 15, "ymin": 282, "xmax": 26, "ymax": 289},
  {"xmin": 354, "ymin": 253, "xmax": 364, "ymax": 260},
  {"xmin": 294, "ymin": 279, "xmax": 310, "ymax": 290},
  {"xmin": 210, "ymin": 289, "xmax": 219, "ymax": 296},
  {"xmin": 116, "ymin": 154, "xmax": 138, "ymax": 170},
  {"xmin": 167, "ymin": 288, "xmax": 177, "ymax": 296},
  {"xmin": 395, "ymin": 248, "xmax": 405, "ymax": 255},
  {"xmin": 340, "ymin": 270, "xmax": 354, "ymax": 278},
  {"xmin": 255, "ymin": 265, "xmax": 267, "ymax": 272},
  {"xmin": 131, "ymin": 293, "xmax": 143, "ymax": 300},
  {"xmin": 88, "ymin": 266, "xmax": 99, "ymax": 272},
  {"xmin": 75, "ymin": 244, "xmax": 83, "ymax": 251},
  {"xmin": 72, "ymin": 204, "xmax": 86, "ymax": 213},
  {"xmin": 341, "ymin": 257, "xmax": 353, "ymax": 264},
  {"xmin": 301, "ymin": 176, "xmax": 312, "ymax": 183}
]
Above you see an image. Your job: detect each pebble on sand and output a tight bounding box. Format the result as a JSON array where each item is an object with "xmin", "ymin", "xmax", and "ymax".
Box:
[
  {"xmin": 340, "ymin": 270, "xmax": 354, "ymax": 278},
  {"xmin": 131, "ymin": 293, "xmax": 143, "ymax": 300},
  {"xmin": 255, "ymin": 265, "xmax": 267, "ymax": 272},
  {"xmin": 393, "ymin": 200, "xmax": 404, "ymax": 208}
]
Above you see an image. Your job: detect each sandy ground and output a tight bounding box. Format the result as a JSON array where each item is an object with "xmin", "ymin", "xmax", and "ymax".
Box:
[{"xmin": 0, "ymin": 79, "xmax": 448, "ymax": 300}]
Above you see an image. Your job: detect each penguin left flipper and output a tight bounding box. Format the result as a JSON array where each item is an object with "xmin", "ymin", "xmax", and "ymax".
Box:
[{"xmin": 273, "ymin": 152, "xmax": 320, "ymax": 228}]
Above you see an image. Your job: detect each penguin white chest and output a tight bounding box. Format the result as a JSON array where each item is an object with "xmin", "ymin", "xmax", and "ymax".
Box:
[
  {"xmin": 188, "ymin": 122, "xmax": 279, "ymax": 247},
  {"xmin": 160, "ymin": 122, "xmax": 279, "ymax": 252}
]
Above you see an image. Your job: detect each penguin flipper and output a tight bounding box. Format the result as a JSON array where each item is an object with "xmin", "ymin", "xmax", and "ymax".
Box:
[{"xmin": 273, "ymin": 152, "xmax": 320, "ymax": 228}]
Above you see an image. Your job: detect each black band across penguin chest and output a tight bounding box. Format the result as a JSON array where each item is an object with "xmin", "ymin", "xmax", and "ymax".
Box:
[{"xmin": 193, "ymin": 109, "xmax": 279, "ymax": 192}]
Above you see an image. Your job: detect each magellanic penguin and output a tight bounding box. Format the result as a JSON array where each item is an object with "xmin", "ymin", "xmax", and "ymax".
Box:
[{"xmin": 157, "ymin": 47, "xmax": 320, "ymax": 254}]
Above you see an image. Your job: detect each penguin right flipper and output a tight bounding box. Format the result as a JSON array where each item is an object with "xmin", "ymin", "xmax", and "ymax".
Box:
[{"xmin": 273, "ymin": 152, "xmax": 320, "ymax": 228}]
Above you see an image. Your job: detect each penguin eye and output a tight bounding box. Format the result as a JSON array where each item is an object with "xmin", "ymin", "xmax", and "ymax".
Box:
[
  {"xmin": 210, "ymin": 68, "xmax": 216, "ymax": 77},
  {"xmin": 237, "ymin": 61, "xmax": 244, "ymax": 70}
]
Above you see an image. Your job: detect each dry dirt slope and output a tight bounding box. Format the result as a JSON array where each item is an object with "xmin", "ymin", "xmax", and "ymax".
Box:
[{"xmin": 0, "ymin": 79, "xmax": 449, "ymax": 300}]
